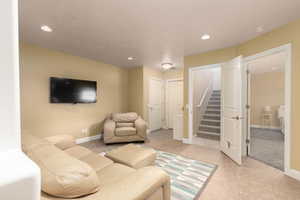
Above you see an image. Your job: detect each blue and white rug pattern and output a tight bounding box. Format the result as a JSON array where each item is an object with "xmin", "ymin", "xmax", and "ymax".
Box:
[{"xmin": 155, "ymin": 151, "xmax": 217, "ymax": 200}]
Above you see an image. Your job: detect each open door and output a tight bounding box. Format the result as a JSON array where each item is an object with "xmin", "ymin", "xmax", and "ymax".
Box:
[{"xmin": 221, "ymin": 56, "xmax": 244, "ymax": 165}]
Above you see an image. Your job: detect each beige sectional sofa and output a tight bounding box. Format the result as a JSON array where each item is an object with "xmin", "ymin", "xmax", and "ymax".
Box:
[
  {"xmin": 22, "ymin": 134, "xmax": 170, "ymax": 200},
  {"xmin": 104, "ymin": 112, "xmax": 147, "ymax": 144}
]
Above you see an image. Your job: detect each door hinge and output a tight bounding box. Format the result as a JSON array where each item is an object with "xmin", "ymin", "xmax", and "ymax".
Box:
[
  {"xmin": 246, "ymin": 104, "xmax": 250, "ymax": 109},
  {"xmin": 246, "ymin": 69, "xmax": 250, "ymax": 74},
  {"xmin": 246, "ymin": 139, "xmax": 250, "ymax": 144},
  {"xmin": 227, "ymin": 141, "xmax": 231, "ymax": 148}
]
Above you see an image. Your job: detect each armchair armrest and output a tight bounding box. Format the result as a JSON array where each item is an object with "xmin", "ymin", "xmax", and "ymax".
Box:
[
  {"xmin": 135, "ymin": 117, "xmax": 147, "ymax": 139},
  {"xmin": 44, "ymin": 135, "xmax": 76, "ymax": 150},
  {"xmin": 104, "ymin": 119, "xmax": 116, "ymax": 143},
  {"xmin": 97, "ymin": 166, "xmax": 170, "ymax": 200}
]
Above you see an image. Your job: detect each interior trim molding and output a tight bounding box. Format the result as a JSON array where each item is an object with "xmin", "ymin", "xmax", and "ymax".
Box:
[
  {"xmin": 285, "ymin": 169, "xmax": 300, "ymax": 181},
  {"xmin": 76, "ymin": 134, "xmax": 102, "ymax": 144}
]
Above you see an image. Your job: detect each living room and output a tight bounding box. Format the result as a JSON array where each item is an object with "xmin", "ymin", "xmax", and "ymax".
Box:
[{"xmin": 2, "ymin": 1, "xmax": 300, "ymax": 200}]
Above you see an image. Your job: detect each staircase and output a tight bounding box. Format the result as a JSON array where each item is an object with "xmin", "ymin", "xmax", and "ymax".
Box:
[{"xmin": 197, "ymin": 90, "xmax": 221, "ymax": 140}]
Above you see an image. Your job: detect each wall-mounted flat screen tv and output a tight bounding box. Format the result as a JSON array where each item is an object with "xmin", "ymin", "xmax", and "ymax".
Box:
[{"xmin": 50, "ymin": 77, "xmax": 97, "ymax": 103}]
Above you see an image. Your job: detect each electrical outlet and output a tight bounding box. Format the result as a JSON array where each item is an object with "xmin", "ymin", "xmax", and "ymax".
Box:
[{"xmin": 82, "ymin": 128, "xmax": 88, "ymax": 135}]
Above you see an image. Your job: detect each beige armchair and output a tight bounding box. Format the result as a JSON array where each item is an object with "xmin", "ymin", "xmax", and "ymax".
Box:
[{"xmin": 104, "ymin": 112, "xmax": 147, "ymax": 144}]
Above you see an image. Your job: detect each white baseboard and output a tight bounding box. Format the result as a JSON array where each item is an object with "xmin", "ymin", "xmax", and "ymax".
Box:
[
  {"xmin": 251, "ymin": 125, "xmax": 281, "ymax": 131},
  {"xmin": 182, "ymin": 138, "xmax": 192, "ymax": 144},
  {"xmin": 76, "ymin": 134, "xmax": 102, "ymax": 144},
  {"xmin": 285, "ymin": 169, "xmax": 300, "ymax": 181},
  {"xmin": 146, "ymin": 129, "xmax": 151, "ymax": 135}
]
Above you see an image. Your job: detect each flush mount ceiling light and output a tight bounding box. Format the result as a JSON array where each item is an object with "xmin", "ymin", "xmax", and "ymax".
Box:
[
  {"xmin": 161, "ymin": 63, "xmax": 173, "ymax": 70},
  {"xmin": 201, "ymin": 34, "xmax": 210, "ymax": 40},
  {"xmin": 256, "ymin": 26, "xmax": 264, "ymax": 33},
  {"xmin": 127, "ymin": 57, "xmax": 134, "ymax": 60},
  {"xmin": 41, "ymin": 25, "xmax": 52, "ymax": 32}
]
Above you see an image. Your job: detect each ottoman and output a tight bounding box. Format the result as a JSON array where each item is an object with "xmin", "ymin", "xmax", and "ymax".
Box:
[{"xmin": 105, "ymin": 144, "xmax": 156, "ymax": 169}]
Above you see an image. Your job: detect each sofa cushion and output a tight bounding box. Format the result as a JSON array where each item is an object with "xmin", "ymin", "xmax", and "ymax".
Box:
[
  {"xmin": 80, "ymin": 153, "xmax": 114, "ymax": 172},
  {"xmin": 65, "ymin": 146, "xmax": 92, "ymax": 159},
  {"xmin": 116, "ymin": 122, "xmax": 135, "ymax": 128},
  {"xmin": 96, "ymin": 163, "xmax": 135, "ymax": 187},
  {"xmin": 115, "ymin": 127, "xmax": 137, "ymax": 136},
  {"xmin": 113, "ymin": 112, "xmax": 138, "ymax": 122},
  {"xmin": 106, "ymin": 144, "xmax": 156, "ymax": 169},
  {"xmin": 45, "ymin": 135, "xmax": 76, "ymax": 150},
  {"xmin": 22, "ymin": 134, "xmax": 100, "ymax": 198}
]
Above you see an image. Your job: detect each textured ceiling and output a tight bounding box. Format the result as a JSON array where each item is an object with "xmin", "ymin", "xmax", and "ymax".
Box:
[{"xmin": 19, "ymin": 0, "xmax": 300, "ymax": 69}]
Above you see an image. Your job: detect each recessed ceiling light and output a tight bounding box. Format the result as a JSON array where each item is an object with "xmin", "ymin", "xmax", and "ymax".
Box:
[
  {"xmin": 201, "ymin": 34, "xmax": 210, "ymax": 40},
  {"xmin": 41, "ymin": 25, "xmax": 52, "ymax": 32},
  {"xmin": 128, "ymin": 57, "xmax": 134, "ymax": 60},
  {"xmin": 256, "ymin": 26, "xmax": 264, "ymax": 33},
  {"xmin": 161, "ymin": 63, "xmax": 173, "ymax": 70}
]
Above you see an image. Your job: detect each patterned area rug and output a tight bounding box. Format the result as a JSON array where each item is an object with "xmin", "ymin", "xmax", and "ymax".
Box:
[
  {"xmin": 100, "ymin": 148, "xmax": 217, "ymax": 200},
  {"xmin": 155, "ymin": 151, "xmax": 217, "ymax": 200}
]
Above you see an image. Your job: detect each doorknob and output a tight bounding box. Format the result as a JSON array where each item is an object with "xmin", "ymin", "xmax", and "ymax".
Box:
[{"xmin": 231, "ymin": 116, "xmax": 244, "ymax": 120}]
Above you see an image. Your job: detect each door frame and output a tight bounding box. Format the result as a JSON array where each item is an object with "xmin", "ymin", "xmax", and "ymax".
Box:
[
  {"xmin": 148, "ymin": 77, "xmax": 163, "ymax": 132},
  {"xmin": 242, "ymin": 43, "xmax": 292, "ymax": 173},
  {"xmin": 165, "ymin": 78, "xmax": 183, "ymax": 129},
  {"xmin": 187, "ymin": 63, "xmax": 222, "ymax": 144}
]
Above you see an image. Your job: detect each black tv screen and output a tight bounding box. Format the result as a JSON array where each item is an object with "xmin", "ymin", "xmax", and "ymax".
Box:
[{"xmin": 50, "ymin": 77, "xmax": 97, "ymax": 103}]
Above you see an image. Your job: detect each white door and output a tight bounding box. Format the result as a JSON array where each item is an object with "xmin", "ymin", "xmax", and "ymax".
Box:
[
  {"xmin": 149, "ymin": 78, "xmax": 163, "ymax": 131},
  {"xmin": 221, "ymin": 56, "xmax": 244, "ymax": 165},
  {"xmin": 166, "ymin": 80, "xmax": 183, "ymax": 129}
]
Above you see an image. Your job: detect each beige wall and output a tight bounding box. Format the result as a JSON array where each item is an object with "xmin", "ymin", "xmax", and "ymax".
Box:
[
  {"xmin": 250, "ymin": 71, "xmax": 284, "ymax": 127},
  {"xmin": 128, "ymin": 67, "xmax": 143, "ymax": 116},
  {"xmin": 183, "ymin": 19, "xmax": 300, "ymax": 170},
  {"xmin": 20, "ymin": 44, "xmax": 129, "ymax": 139}
]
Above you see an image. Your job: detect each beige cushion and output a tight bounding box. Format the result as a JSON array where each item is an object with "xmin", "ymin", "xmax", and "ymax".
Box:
[
  {"xmin": 80, "ymin": 153, "xmax": 114, "ymax": 172},
  {"xmin": 22, "ymin": 134, "xmax": 100, "ymax": 198},
  {"xmin": 65, "ymin": 146, "xmax": 92, "ymax": 159},
  {"xmin": 22, "ymin": 133, "xmax": 51, "ymax": 154},
  {"xmin": 42, "ymin": 166, "xmax": 170, "ymax": 200},
  {"xmin": 106, "ymin": 144, "xmax": 157, "ymax": 169},
  {"xmin": 45, "ymin": 135, "xmax": 76, "ymax": 150},
  {"xmin": 116, "ymin": 122, "xmax": 134, "ymax": 128},
  {"xmin": 96, "ymin": 163, "xmax": 135, "ymax": 187},
  {"xmin": 115, "ymin": 127, "xmax": 137, "ymax": 136},
  {"xmin": 113, "ymin": 112, "xmax": 138, "ymax": 122}
]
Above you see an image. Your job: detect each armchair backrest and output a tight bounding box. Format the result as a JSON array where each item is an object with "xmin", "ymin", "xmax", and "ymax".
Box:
[{"xmin": 112, "ymin": 112, "xmax": 138, "ymax": 123}]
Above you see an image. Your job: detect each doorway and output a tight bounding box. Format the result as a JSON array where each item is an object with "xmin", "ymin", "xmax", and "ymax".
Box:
[
  {"xmin": 187, "ymin": 45, "xmax": 291, "ymax": 166},
  {"xmin": 166, "ymin": 79, "xmax": 183, "ymax": 140},
  {"xmin": 148, "ymin": 78, "xmax": 163, "ymax": 132},
  {"xmin": 189, "ymin": 57, "xmax": 245, "ymax": 165},
  {"xmin": 245, "ymin": 48, "xmax": 290, "ymax": 171},
  {"xmin": 189, "ymin": 64, "xmax": 222, "ymax": 149}
]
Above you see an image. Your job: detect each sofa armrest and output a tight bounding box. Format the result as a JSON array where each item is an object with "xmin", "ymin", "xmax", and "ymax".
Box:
[
  {"xmin": 97, "ymin": 166, "xmax": 170, "ymax": 200},
  {"xmin": 44, "ymin": 135, "xmax": 76, "ymax": 150},
  {"xmin": 135, "ymin": 117, "xmax": 147, "ymax": 139},
  {"xmin": 104, "ymin": 119, "xmax": 116, "ymax": 143}
]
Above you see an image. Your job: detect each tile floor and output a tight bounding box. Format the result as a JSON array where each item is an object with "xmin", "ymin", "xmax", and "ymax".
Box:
[{"xmin": 81, "ymin": 129, "xmax": 300, "ymax": 200}]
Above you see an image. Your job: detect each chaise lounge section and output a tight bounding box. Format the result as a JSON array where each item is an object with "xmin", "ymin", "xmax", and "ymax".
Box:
[{"xmin": 22, "ymin": 134, "xmax": 170, "ymax": 200}]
